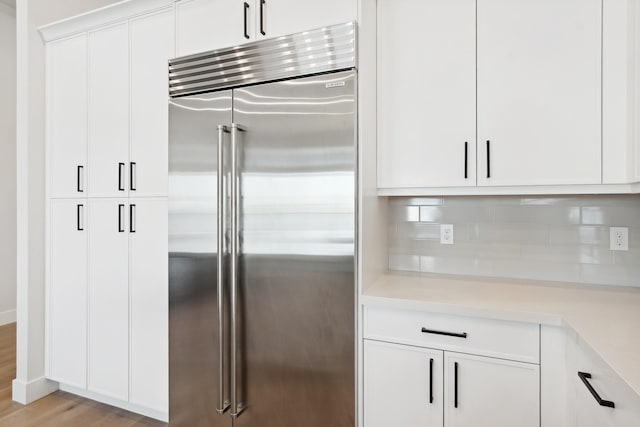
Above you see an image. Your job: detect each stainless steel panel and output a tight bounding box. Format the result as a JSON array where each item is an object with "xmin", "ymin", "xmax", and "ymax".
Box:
[
  {"xmin": 233, "ymin": 70, "xmax": 357, "ymax": 427},
  {"xmin": 169, "ymin": 91, "xmax": 233, "ymax": 427},
  {"xmin": 168, "ymin": 22, "xmax": 356, "ymax": 97}
]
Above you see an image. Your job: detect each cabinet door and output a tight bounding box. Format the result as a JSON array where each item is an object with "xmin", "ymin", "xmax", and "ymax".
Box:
[
  {"xmin": 88, "ymin": 198, "xmax": 129, "ymax": 400},
  {"xmin": 130, "ymin": 9, "xmax": 174, "ymax": 198},
  {"xmin": 176, "ymin": 0, "xmax": 256, "ymax": 57},
  {"xmin": 444, "ymin": 352, "xmax": 540, "ymax": 427},
  {"xmin": 477, "ymin": 0, "xmax": 602, "ymax": 186},
  {"xmin": 364, "ymin": 340, "xmax": 444, "ymax": 427},
  {"xmin": 129, "ymin": 199, "xmax": 168, "ymax": 411},
  {"xmin": 88, "ymin": 23, "xmax": 130, "ymax": 197},
  {"xmin": 377, "ymin": 0, "xmax": 476, "ymax": 189},
  {"xmin": 48, "ymin": 34, "xmax": 87, "ymax": 198},
  {"xmin": 257, "ymin": 0, "xmax": 356, "ymax": 40},
  {"xmin": 48, "ymin": 199, "xmax": 87, "ymax": 388}
]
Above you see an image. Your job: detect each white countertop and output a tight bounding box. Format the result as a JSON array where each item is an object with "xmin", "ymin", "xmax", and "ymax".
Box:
[{"xmin": 362, "ymin": 273, "xmax": 640, "ymax": 397}]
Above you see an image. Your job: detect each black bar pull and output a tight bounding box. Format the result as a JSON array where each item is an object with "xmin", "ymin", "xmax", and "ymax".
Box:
[
  {"xmin": 578, "ymin": 372, "xmax": 615, "ymax": 408},
  {"xmin": 429, "ymin": 358, "xmax": 434, "ymax": 404},
  {"xmin": 77, "ymin": 165, "xmax": 84, "ymax": 192},
  {"xmin": 118, "ymin": 162, "xmax": 125, "ymax": 191},
  {"xmin": 486, "ymin": 140, "xmax": 491, "ymax": 178},
  {"xmin": 454, "ymin": 362, "xmax": 459, "ymax": 408},
  {"xmin": 118, "ymin": 204, "xmax": 125, "ymax": 233},
  {"xmin": 260, "ymin": 0, "xmax": 266, "ymax": 35},
  {"xmin": 129, "ymin": 204, "xmax": 136, "ymax": 233},
  {"xmin": 421, "ymin": 327, "xmax": 468, "ymax": 339},
  {"xmin": 464, "ymin": 142, "xmax": 468, "ymax": 179},
  {"xmin": 77, "ymin": 204, "xmax": 84, "ymax": 231},
  {"xmin": 130, "ymin": 162, "xmax": 136, "ymax": 191},
  {"xmin": 243, "ymin": 2, "xmax": 250, "ymax": 39}
]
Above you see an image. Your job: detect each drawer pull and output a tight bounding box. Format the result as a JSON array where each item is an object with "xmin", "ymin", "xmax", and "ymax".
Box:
[
  {"xmin": 421, "ymin": 327, "xmax": 468, "ymax": 339},
  {"xmin": 578, "ymin": 372, "xmax": 615, "ymax": 408}
]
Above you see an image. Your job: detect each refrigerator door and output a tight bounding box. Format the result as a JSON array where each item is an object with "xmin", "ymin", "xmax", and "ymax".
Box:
[
  {"xmin": 169, "ymin": 91, "xmax": 233, "ymax": 427},
  {"xmin": 231, "ymin": 70, "xmax": 356, "ymax": 426}
]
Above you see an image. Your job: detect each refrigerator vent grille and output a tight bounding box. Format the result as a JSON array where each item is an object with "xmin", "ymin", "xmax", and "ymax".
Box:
[{"xmin": 168, "ymin": 21, "xmax": 356, "ymax": 97}]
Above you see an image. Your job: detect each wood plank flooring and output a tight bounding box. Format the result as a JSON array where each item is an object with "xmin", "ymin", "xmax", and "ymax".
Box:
[{"xmin": 0, "ymin": 323, "xmax": 167, "ymax": 427}]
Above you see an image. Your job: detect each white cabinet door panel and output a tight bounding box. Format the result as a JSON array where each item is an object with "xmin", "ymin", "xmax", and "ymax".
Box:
[
  {"xmin": 258, "ymin": 0, "xmax": 356, "ymax": 40},
  {"xmin": 48, "ymin": 199, "xmax": 87, "ymax": 388},
  {"xmin": 88, "ymin": 198, "xmax": 129, "ymax": 400},
  {"xmin": 377, "ymin": 0, "xmax": 476, "ymax": 189},
  {"xmin": 48, "ymin": 35, "xmax": 87, "ymax": 198},
  {"xmin": 130, "ymin": 9, "xmax": 174, "ymax": 198},
  {"xmin": 129, "ymin": 199, "xmax": 168, "ymax": 411},
  {"xmin": 364, "ymin": 340, "xmax": 444, "ymax": 427},
  {"xmin": 88, "ymin": 23, "xmax": 130, "ymax": 197},
  {"xmin": 477, "ymin": 0, "xmax": 602, "ymax": 186},
  {"xmin": 176, "ymin": 0, "xmax": 256, "ymax": 57},
  {"xmin": 444, "ymin": 352, "xmax": 540, "ymax": 427}
]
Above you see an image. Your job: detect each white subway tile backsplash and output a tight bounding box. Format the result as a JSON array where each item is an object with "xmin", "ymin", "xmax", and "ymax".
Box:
[{"xmin": 388, "ymin": 195, "xmax": 640, "ymax": 287}]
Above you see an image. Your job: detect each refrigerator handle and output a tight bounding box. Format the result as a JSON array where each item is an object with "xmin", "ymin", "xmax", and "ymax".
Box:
[
  {"xmin": 216, "ymin": 125, "xmax": 231, "ymax": 415},
  {"xmin": 230, "ymin": 123, "xmax": 245, "ymax": 418}
]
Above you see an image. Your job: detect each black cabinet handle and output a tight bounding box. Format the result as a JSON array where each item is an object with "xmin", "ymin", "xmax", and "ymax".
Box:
[
  {"xmin": 118, "ymin": 162, "xmax": 125, "ymax": 191},
  {"xmin": 421, "ymin": 327, "xmax": 468, "ymax": 339},
  {"xmin": 130, "ymin": 162, "xmax": 136, "ymax": 191},
  {"xmin": 77, "ymin": 204, "xmax": 84, "ymax": 231},
  {"xmin": 454, "ymin": 361, "xmax": 459, "ymax": 408},
  {"xmin": 260, "ymin": 0, "xmax": 266, "ymax": 35},
  {"xmin": 129, "ymin": 204, "xmax": 136, "ymax": 233},
  {"xmin": 77, "ymin": 165, "xmax": 84, "ymax": 192},
  {"xmin": 118, "ymin": 204, "xmax": 125, "ymax": 233},
  {"xmin": 486, "ymin": 140, "xmax": 491, "ymax": 178},
  {"xmin": 464, "ymin": 142, "xmax": 468, "ymax": 179},
  {"xmin": 429, "ymin": 358, "xmax": 434, "ymax": 404},
  {"xmin": 578, "ymin": 372, "xmax": 615, "ymax": 408},
  {"xmin": 243, "ymin": 2, "xmax": 250, "ymax": 39}
]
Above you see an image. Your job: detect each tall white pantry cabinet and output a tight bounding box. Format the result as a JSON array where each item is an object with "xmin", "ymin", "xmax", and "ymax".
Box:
[{"xmin": 44, "ymin": 4, "xmax": 173, "ymax": 419}]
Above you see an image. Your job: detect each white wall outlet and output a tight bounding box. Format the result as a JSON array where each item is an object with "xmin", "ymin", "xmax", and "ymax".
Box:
[
  {"xmin": 610, "ymin": 227, "xmax": 629, "ymax": 251},
  {"xmin": 440, "ymin": 224, "xmax": 454, "ymax": 245}
]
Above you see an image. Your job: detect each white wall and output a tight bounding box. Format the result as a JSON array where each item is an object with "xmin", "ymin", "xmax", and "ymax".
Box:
[
  {"xmin": 13, "ymin": 0, "xmax": 125, "ymax": 404},
  {"xmin": 0, "ymin": 3, "xmax": 16, "ymax": 326}
]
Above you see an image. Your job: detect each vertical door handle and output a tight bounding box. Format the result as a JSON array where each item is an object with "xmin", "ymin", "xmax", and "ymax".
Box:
[
  {"xmin": 486, "ymin": 141, "xmax": 491, "ymax": 178},
  {"xmin": 77, "ymin": 204, "xmax": 84, "ymax": 231},
  {"xmin": 118, "ymin": 162, "xmax": 125, "ymax": 191},
  {"xmin": 259, "ymin": 0, "xmax": 266, "ymax": 36},
  {"xmin": 230, "ymin": 123, "xmax": 245, "ymax": 418},
  {"xmin": 464, "ymin": 142, "xmax": 468, "ymax": 179},
  {"xmin": 130, "ymin": 162, "xmax": 136, "ymax": 191},
  {"xmin": 216, "ymin": 125, "xmax": 230, "ymax": 415},
  {"xmin": 454, "ymin": 361, "xmax": 459, "ymax": 408},
  {"xmin": 118, "ymin": 204, "xmax": 125, "ymax": 232},
  {"xmin": 578, "ymin": 372, "xmax": 616, "ymax": 408},
  {"xmin": 429, "ymin": 358, "xmax": 434, "ymax": 404},
  {"xmin": 77, "ymin": 166, "xmax": 84, "ymax": 192},
  {"xmin": 129, "ymin": 204, "xmax": 136, "ymax": 233},
  {"xmin": 243, "ymin": 2, "xmax": 250, "ymax": 39}
]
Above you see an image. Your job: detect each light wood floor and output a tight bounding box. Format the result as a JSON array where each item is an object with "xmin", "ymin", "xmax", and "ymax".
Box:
[{"xmin": 0, "ymin": 323, "xmax": 167, "ymax": 427}]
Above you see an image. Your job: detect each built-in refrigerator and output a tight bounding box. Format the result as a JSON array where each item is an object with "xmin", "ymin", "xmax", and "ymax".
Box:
[{"xmin": 168, "ymin": 22, "xmax": 357, "ymax": 427}]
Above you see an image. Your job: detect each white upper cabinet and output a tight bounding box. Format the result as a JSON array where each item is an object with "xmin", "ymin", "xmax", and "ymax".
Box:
[
  {"xmin": 48, "ymin": 34, "xmax": 87, "ymax": 198},
  {"xmin": 130, "ymin": 9, "xmax": 174, "ymax": 197},
  {"xmin": 477, "ymin": 0, "xmax": 602, "ymax": 187},
  {"xmin": 377, "ymin": 0, "xmax": 476, "ymax": 189},
  {"xmin": 88, "ymin": 23, "xmax": 130, "ymax": 197},
  {"xmin": 257, "ymin": 0, "xmax": 356, "ymax": 40}
]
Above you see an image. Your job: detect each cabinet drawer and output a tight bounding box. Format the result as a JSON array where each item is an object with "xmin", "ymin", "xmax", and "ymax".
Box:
[
  {"xmin": 364, "ymin": 306, "xmax": 539, "ymax": 364},
  {"xmin": 575, "ymin": 339, "xmax": 640, "ymax": 427}
]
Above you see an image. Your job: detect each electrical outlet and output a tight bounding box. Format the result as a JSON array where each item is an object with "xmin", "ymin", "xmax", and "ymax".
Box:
[
  {"xmin": 440, "ymin": 224, "xmax": 454, "ymax": 245},
  {"xmin": 610, "ymin": 227, "xmax": 629, "ymax": 251}
]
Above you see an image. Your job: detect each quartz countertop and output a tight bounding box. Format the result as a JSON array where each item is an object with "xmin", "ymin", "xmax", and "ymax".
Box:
[{"xmin": 362, "ymin": 273, "xmax": 640, "ymax": 397}]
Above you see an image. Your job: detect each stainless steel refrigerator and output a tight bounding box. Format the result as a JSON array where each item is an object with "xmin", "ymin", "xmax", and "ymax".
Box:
[{"xmin": 168, "ymin": 22, "xmax": 356, "ymax": 427}]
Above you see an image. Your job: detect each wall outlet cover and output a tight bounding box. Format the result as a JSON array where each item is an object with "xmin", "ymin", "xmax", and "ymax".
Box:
[
  {"xmin": 441, "ymin": 224, "xmax": 454, "ymax": 245},
  {"xmin": 610, "ymin": 227, "xmax": 629, "ymax": 251}
]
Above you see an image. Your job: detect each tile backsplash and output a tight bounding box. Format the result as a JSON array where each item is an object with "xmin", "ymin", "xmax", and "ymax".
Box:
[{"xmin": 388, "ymin": 195, "xmax": 640, "ymax": 287}]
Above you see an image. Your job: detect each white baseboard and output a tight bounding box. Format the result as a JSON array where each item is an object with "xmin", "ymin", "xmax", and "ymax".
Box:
[
  {"xmin": 59, "ymin": 384, "xmax": 168, "ymax": 422},
  {"xmin": 12, "ymin": 376, "xmax": 59, "ymax": 404},
  {"xmin": 0, "ymin": 309, "xmax": 16, "ymax": 326}
]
